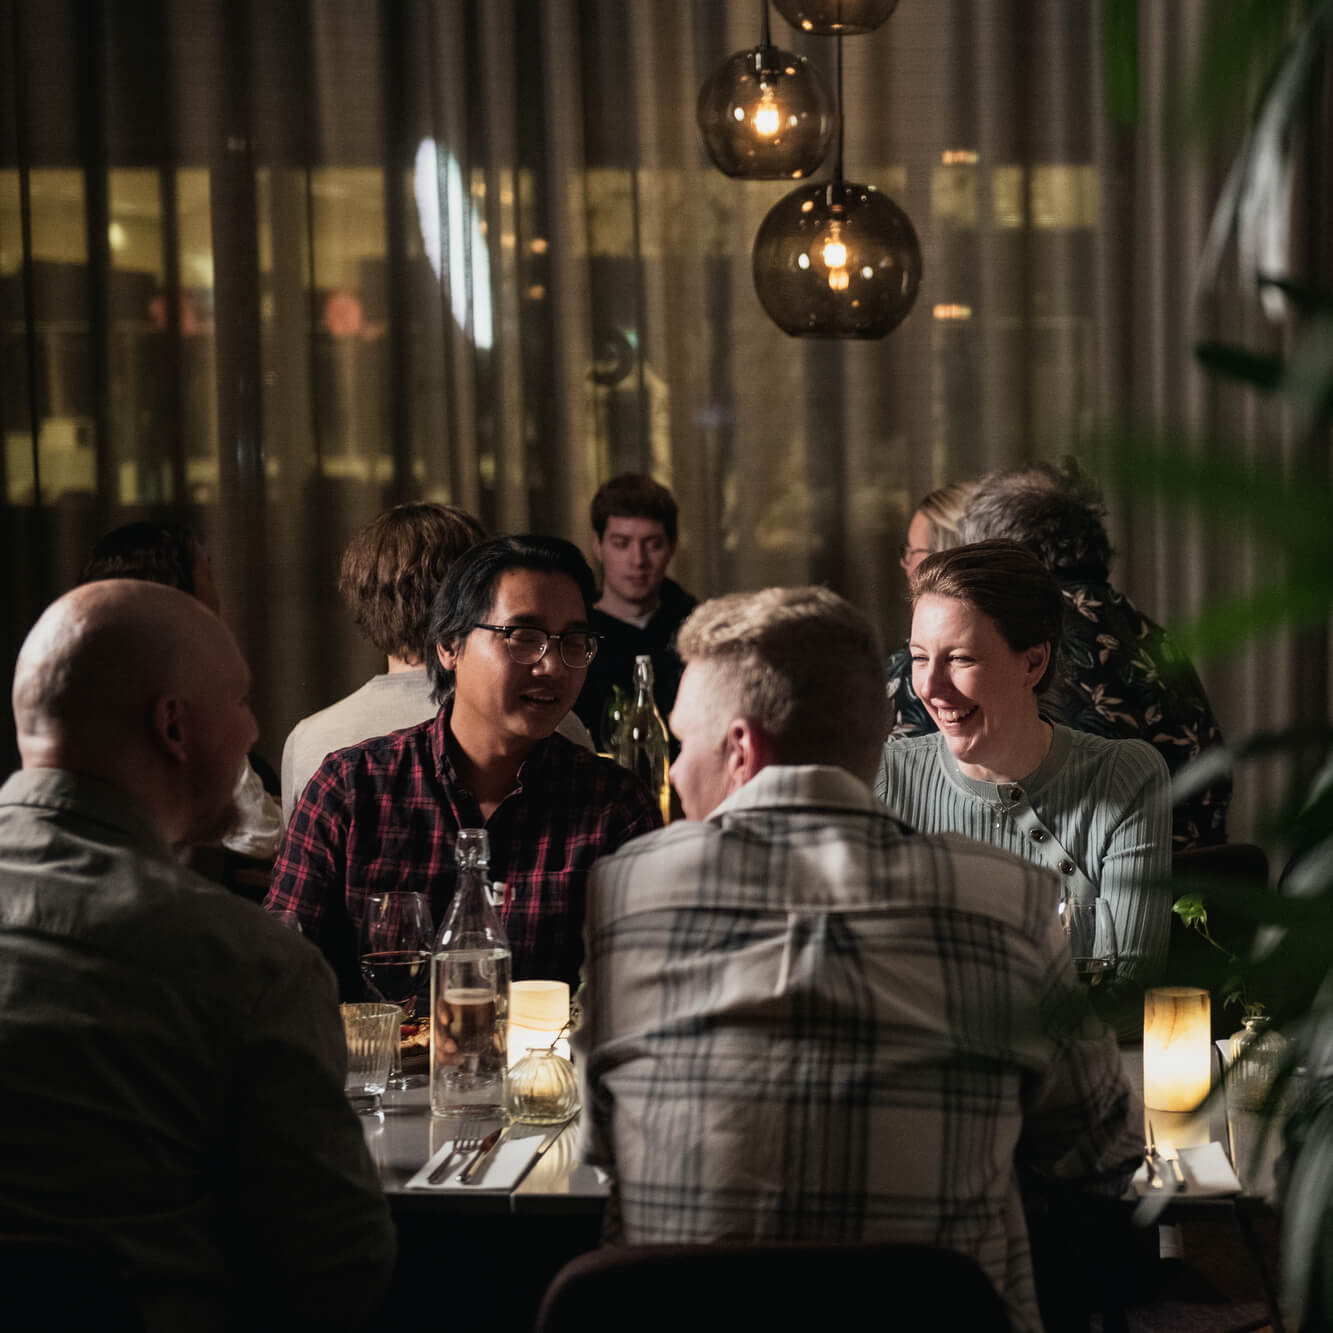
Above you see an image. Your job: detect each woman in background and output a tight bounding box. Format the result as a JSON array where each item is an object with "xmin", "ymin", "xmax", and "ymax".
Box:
[
  {"xmin": 888, "ymin": 481, "xmax": 976, "ymax": 734},
  {"xmin": 876, "ymin": 540, "xmax": 1172, "ymax": 993},
  {"xmin": 898, "ymin": 480, "xmax": 975, "ymax": 579}
]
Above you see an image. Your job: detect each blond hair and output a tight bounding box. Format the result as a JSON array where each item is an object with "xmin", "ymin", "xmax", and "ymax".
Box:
[
  {"xmin": 917, "ymin": 481, "xmax": 977, "ymax": 552},
  {"xmin": 676, "ymin": 586, "xmax": 888, "ymax": 782}
]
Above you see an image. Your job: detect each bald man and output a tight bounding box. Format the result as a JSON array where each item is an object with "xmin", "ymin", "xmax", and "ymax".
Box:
[{"xmin": 0, "ymin": 581, "xmax": 394, "ymax": 1333}]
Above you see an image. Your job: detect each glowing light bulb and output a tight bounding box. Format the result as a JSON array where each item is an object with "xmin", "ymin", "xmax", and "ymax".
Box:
[
  {"xmin": 820, "ymin": 221, "xmax": 848, "ymax": 270},
  {"xmin": 818, "ymin": 221, "xmax": 850, "ymax": 291},
  {"xmin": 752, "ymin": 86, "xmax": 781, "ymax": 138}
]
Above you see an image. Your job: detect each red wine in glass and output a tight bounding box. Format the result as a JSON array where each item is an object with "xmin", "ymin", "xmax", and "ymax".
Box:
[{"xmin": 360, "ymin": 950, "xmax": 430, "ymax": 1016}]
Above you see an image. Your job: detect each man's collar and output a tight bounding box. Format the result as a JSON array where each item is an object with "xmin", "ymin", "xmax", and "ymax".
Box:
[
  {"xmin": 594, "ymin": 594, "xmax": 660, "ymax": 628},
  {"xmin": 429, "ymin": 694, "xmax": 561, "ymax": 791},
  {"xmin": 0, "ymin": 768, "xmax": 173, "ymax": 858},
  {"xmin": 705, "ymin": 764, "xmax": 880, "ymax": 822},
  {"xmin": 594, "ymin": 577, "xmax": 693, "ymax": 629}
]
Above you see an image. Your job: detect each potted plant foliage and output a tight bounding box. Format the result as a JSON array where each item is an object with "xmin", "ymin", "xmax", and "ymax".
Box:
[{"xmin": 1099, "ymin": 2, "xmax": 1333, "ymax": 1325}]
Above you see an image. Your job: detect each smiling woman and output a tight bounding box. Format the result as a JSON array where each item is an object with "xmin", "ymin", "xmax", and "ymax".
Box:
[{"xmin": 874, "ymin": 541, "xmax": 1173, "ymax": 1008}]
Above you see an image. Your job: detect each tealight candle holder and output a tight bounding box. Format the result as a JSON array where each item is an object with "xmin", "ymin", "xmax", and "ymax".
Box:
[{"xmin": 1143, "ymin": 986, "xmax": 1212, "ymax": 1111}]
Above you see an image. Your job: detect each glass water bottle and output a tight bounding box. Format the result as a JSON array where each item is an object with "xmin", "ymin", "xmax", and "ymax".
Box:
[
  {"xmin": 615, "ymin": 654, "xmax": 671, "ymax": 823},
  {"xmin": 430, "ymin": 828, "xmax": 512, "ymax": 1118}
]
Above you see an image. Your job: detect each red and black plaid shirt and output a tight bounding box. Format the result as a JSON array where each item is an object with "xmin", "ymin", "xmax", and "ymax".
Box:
[{"xmin": 265, "ymin": 702, "xmax": 662, "ymax": 996}]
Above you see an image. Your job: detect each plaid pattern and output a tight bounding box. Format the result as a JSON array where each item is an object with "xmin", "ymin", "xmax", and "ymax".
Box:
[
  {"xmin": 884, "ymin": 579, "xmax": 1230, "ymax": 851},
  {"xmin": 267, "ymin": 701, "xmax": 662, "ymax": 995},
  {"xmin": 575, "ymin": 766, "xmax": 1141, "ymax": 1333}
]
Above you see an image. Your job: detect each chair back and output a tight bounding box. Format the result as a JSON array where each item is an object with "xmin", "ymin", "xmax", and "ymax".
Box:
[{"xmin": 534, "ymin": 1241, "xmax": 1010, "ymax": 1332}]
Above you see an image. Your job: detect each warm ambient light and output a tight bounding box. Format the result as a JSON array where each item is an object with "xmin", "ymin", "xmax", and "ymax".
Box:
[
  {"xmin": 753, "ymin": 87, "xmax": 781, "ymax": 137},
  {"xmin": 696, "ymin": 34, "xmax": 833, "ymax": 179},
  {"xmin": 1143, "ymin": 986, "xmax": 1212, "ymax": 1111},
  {"xmin": 821, "ymin": 228, "xmax": 847, "ymax": 269},
  {"xmin": 507, "ymin": 979, "xmax": 570, "ymax": 1068},
  {"xmin": 753, "ymin": 179, "xmax": 922, "ymax": 338}
]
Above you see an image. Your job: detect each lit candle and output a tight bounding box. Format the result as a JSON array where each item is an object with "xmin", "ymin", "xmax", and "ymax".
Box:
[
  {"xmin": 508, "ymin": 979, "xmax": 570, "ymax": 1068},
  {"xmin": 1143, "ymin": 986, "xmax": 1212, "ymax": 1111}
]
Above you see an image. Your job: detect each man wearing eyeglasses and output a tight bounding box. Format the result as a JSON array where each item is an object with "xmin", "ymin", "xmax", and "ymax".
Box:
[
  {"xmin": 267, "ymin": 535, "xmax": 663, "ymax": 995},
  {"xmin": 279, "ymin": 503, "xmax": 594, "ymax": 824}
]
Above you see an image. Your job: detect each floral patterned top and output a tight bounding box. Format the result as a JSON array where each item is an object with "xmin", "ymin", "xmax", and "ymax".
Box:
[{"xmin": 884, "ymin": 579, "xmax": 1229, "ymax": 852}]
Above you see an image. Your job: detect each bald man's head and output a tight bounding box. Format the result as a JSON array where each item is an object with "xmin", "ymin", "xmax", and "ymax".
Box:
[{"xmin": 13, "ymin": 581, "xmax": 258, "ymax": 849}]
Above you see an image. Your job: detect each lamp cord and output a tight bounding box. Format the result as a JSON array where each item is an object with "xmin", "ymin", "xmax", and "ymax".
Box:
[{"xmin": 834, "ymin": 33, "xmax": 845, "ymax": 183}]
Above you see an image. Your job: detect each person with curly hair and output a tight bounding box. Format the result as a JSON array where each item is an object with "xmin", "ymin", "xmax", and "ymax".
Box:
[
  {"xmin": 884, "ymin": 459, "xmax": 1229, "ymax": 851},
  {"xmin": 279, "ymin": 503, "xmax": 593, "ymax": 821}
]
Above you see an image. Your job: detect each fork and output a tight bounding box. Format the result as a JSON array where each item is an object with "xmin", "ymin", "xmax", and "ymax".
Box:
[{"xmin": 427, "ymin": 1119, "xmax": 485, "ymax": 1184}]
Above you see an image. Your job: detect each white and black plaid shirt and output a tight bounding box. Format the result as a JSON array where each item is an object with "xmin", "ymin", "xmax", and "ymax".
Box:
[{"xmin": 576, "ymin": 765, "xmax": 1142, "ymax": 1333}]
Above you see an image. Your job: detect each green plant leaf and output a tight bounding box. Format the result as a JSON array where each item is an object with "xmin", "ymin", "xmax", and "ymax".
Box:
[
  {"xmin": 1173, "ymin": 892, "xmax": 1209, "ymax": 928},
  {"xmin": 1102, "ymin": 0, "xmax": 1139, "ymax": 125},
  {"xmin": 1183, "ymin": 0, "xmax": 1309, "ymax": 146}
]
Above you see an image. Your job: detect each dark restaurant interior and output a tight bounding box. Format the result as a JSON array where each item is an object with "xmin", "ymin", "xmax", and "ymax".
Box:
[{"xmin": 2, "ymin": 1, "xmax": 1332, "ymax": 1330}]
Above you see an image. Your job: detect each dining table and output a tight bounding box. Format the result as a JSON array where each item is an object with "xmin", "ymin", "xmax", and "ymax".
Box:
[
  {"xmin": 1127, "ymin": 1039, "xmax": 1288, "ymax": 1332},
  {"xmin": 363, "ymin": 1042, "xmax": 1287, "ymax": 1327},
  {"xmin": 364, "ymin": 1082, "xmax": 605, "ymax": 1327},
  {"xmin": 364, "ymin": 1083, "xmax": 604, "ymax": 1215}
]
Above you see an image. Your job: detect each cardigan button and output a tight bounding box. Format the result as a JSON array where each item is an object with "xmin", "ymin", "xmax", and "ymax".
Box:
[
  {"xmin": 1058, "ymin": 859, "xmax": 1076, "ymax": 875},
  {"xmin": 1029, "ymin": 829, "xmax": 1048, "ymax": 843}
]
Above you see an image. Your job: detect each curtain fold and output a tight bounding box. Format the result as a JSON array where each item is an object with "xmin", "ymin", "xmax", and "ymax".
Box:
[{"xmin": 0, "ymin": 0, "xmax": 1306, "ymax": 840}]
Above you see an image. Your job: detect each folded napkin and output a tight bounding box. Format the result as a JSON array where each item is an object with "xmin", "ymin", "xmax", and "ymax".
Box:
[
  {"xmin": 406, "ymin": 1124, "xmax": 551, "ymax": 1192},
  {"xmin": 1131, "ymin": 1141, "xmax": 1242, "ymax": 1198}
]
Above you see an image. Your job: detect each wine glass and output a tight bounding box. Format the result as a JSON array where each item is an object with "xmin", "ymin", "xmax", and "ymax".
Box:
[
  {"xmin": 1060, "ymin": 895, "xmax": 1119, "ymax": 986},
  {"xmin": 600, "ymin": 687, "xmax": 627, "ymax": 755},
  {"xmin": 359, "ymin": 891, "xmax": 433, "ymax": 1090}
]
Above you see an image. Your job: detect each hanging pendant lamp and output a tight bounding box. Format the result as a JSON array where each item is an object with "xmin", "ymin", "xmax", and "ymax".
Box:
[
  {"xmin": 752, "ymin": 37, "xmax": 921, "ymax": 338},
  {"xmin": 697, "ymin": 2, "xmax": 833, "ymax": 179},
  {"xmin": 772, "ymin": 0, "xmax": 899, "ymax": 36}
]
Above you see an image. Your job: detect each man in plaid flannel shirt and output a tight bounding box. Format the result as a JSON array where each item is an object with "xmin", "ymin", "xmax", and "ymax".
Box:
[
  {"xmin": 574, "ymin": 586, "xmax": 1142, "ymax": 1333},
  {"xmin": 267, "ymin": 535, "xmax": 662, "ymax": 996}
]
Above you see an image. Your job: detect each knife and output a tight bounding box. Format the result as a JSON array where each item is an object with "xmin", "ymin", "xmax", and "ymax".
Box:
[
  {"xmin": 1132, "ymin": 1126, "xmax": 1183, "ymax": 1226},
  {"xmin": 533, "ymin": 1111, "xmax": 579, "ymax": 1162},
  {"xmin": 1156, "ymin": 1137, "xmax": 1186, "ymax": 1192},
  {"xmin": 459, "ymin": 1124, "xmax": 511, "ymax": 1184},
  {"xmin": 510, "ymin": 1112, "xmax": 580, "ymax": 1190}
]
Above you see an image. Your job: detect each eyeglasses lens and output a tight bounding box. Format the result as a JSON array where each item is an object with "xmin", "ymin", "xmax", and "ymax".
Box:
[{"xmin": 503, "ymin": 629, "xmax": 596, "ymax": 668}]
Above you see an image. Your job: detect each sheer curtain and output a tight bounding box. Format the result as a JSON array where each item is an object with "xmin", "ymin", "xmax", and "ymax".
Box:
[{"xmin": 0, "ymin": 0, "xmax": 1302, "ymax": 838}]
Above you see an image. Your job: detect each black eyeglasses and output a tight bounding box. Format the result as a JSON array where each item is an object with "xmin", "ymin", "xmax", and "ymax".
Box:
[
  {"xmin": 473, "ymin": 624, "xmax": 600, "ymax": 668},
  {"xmin": 899, "ymin": 543, "xmax": 931, "ymax": 564}
]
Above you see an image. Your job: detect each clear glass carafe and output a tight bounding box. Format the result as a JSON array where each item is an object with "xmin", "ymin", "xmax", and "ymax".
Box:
[{"xmin": 430, "ymin": 829, "xmax": 512, "ymax": 1118}]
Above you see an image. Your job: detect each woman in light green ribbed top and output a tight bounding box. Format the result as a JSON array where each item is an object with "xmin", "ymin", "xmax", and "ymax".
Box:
[{"xmin": 873, "ymin": 541, "xmax": 1172, "ymax": 986}]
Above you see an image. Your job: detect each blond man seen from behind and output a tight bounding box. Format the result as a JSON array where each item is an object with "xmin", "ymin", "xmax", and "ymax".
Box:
[{"xmin": 576, "ymin": 585, "xmax": 1141, "ymax": 1333}]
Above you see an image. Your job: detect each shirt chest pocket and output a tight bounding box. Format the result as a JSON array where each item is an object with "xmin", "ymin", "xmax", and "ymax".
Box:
[{"xmin": 348, "ymin": 831, "xmax": 441, "ymax": 898}]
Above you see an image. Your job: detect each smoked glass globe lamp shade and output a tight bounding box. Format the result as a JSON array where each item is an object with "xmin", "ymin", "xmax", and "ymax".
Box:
[
  {"xmin": 753, "ymin": 178, "xmax": 922, "ymax": 338},
  {"xmin": 772, "ymin": 0, "xmax": 899, "ymax": 35},
  {"xmin": 697, "ymin": 44, "xmax": 833, "ymax": 179}
]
